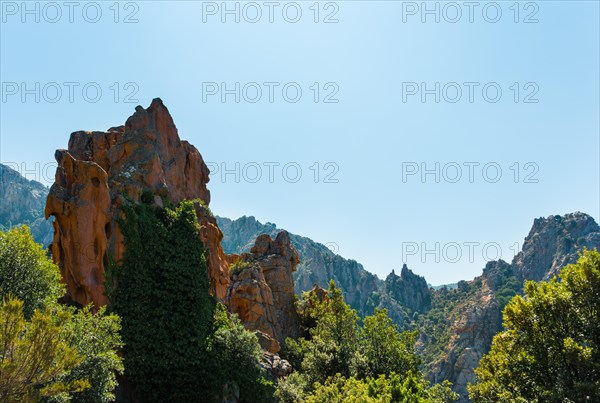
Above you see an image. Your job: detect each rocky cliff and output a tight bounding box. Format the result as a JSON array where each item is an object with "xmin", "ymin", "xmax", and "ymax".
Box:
[
  {"xmin": 217, "ymin": 215, "xmax": 381, "ymax": 316},
  {"xmin": 513, "ymin": 212, "xmax": 600, "ymax": 282},
  {"xmin": 0, "ymin": 163, "xmax": 53, "ymax": 246},
  {"xmin": 44, "ymin": 99, "xmax": 229, "ymax": 307},
  {"xmin": 4, "ymin": 146, "xmax": 599, "ymax": 401},
  {"xmin": 2, "ymin": 102, "xmax": 305, "ymax": 372},
  {"xmin": 384, "ymin": 264, "xmax": 431, "ymax": 313},
  {"xmin": 423, "ymin": 212, "xmax": 600, "ymax": 401},
  {"xmin": 226, "ymin": 231, "xmax": 301, "ymax": 353}
]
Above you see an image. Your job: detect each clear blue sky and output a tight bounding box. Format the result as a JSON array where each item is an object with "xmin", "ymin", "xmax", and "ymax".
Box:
[{"xmin": 1, "ymin": 1, "xmax": 599, "ymax": 284}]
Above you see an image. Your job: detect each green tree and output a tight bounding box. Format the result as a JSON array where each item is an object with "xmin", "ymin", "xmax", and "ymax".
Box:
[
  {"xmin": 0, "ymin": 297, "xmax": 88, "ymax": 402},
  {"xmin": 285, "ymin": 280, "xmax": 360, "ymax": 385},
  {"xmin": 0, "ymin": 226, "xmax": 64, "ymax": 317},
  {"xmin": 208, "ymin": 303, "xmax": 275, "ymax": 403},
  {"xmin": 282, "ymin": 281, "xmax": 457, "ymax": 402},
  {"xmin": 275, "ymin": 372, "xmax": 309, "ymax": 403},
  {"xmin": 355, "ymin": 308, "xmax": 420, "ymax": 379},
  {"xmin": 45, "ymin": 306, "xmax": 124, "ymax": 403},
  {"xmin": 469, "ymin": 249, "xmax": 600, "ymax": 402},
  {"xmin": 0, "ymin": 225, "xmax": 123, "ymax": 402}
]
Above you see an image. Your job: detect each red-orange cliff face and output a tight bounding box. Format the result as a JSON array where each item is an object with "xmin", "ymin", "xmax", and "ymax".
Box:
[
  {"xmin": 225, "ymin": 231, "xmax": 302, "ymax": 353},
  {"xmin": 45, "ymin": 99, "xmax": 229, "ymax": 307}
]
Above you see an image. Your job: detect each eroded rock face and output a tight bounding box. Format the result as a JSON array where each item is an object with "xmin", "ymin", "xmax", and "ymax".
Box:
[
  {"xmin": 226, "ymin": 262, "xmax": 280, "ymax": 352},
  {"xmin": 216, "ymin": 215, "xmax": 381, "ymax": 316},
  {"xmin": 513, "ymin": 212, "xmax": 600, "ymax": 282},
  {"xmin": 428, "ymin": 281, "xmax": 502, "ymax": 401},
  {"xmin": 225, "ymin": 231, "xmax": 301, "ymax": 353},
  {"xmin": 384, "ymin": 264, "xmax": 431, "ymax": 313},
  {"xmin": 427, "ymin": 213, "xmax": 600, "ymax": 401},
  {"xmin": 45, "ymin": 99, "xmax": 229, "ymax": 307}
]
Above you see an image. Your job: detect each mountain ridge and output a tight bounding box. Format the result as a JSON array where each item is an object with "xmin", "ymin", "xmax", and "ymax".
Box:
[
  {"xmin": 216, "ymin": 211, "xmax": 600, "ymax": 401},
  {"xmin": 0, "ymin": 163, "xmax": 53, "ymax": 246},
  {"xmin": 3, "ymin": 162, "xmax": 600, "ymax": 401}
]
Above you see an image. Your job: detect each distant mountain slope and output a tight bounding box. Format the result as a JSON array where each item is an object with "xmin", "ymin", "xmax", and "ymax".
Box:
[
  {"xmin": 217, "ymin": 215, "xmax": 382, "ymax": 315},
  {"xmin": 217, "ymin": 213, "xmax": 600, "ymax": 401},
  {"xmin": 4, "ymin": 164, "xmax": 599, "ymax": 401},
  {"xmin": 421, "ymin": 212, "xmax": 600, "ymax": 400},
  {"xmin": 0, "ymin": 163, "xmax": 53, "ymax": 245}
]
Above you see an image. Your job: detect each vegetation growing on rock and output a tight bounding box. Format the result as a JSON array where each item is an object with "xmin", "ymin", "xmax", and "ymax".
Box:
[{"xmin": 107, "ymin": 199, "xmax": 274, "ymax": 402}]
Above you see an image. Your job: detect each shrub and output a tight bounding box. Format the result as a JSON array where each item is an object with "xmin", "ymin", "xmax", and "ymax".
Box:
[
  {"xmin": 0, "ymin": 226, "xmax": 64, "ymax": 317},
  {"xmin": 229, "ymin": 259, "xmax": 252, "ymax": 276},
  {"xmin": 0, "ymin": 297, "xmax": 88, "ymax": 401}
]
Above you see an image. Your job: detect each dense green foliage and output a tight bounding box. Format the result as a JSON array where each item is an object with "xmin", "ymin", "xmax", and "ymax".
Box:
[
  {"xmin": 469, "ymin": 249, "xmax": 600, "ymax": 402},
  {"xmin": 280, "ymin": 281, "xmax": 457, "ymax": 402},
  {"xmin": 208, "ymin": 303, "xmax": 275, "ymax": 402},
  {"xmin": 355, "ymin": 309, "xmax": 420, "ymax": 379},
  {"xmin": 108, "ymin": 199, "xmax": 273, "ymax": 402},
  {"xmin": 45, "ymin": 306, "xmax": 124, "ymax": 403},
  {"xmin": 286, "ymin": 281, "xmax": 361, "ymax": 384},
  {"xmin": 0, "ymin": 226, "xmax": 64, "ymax": 318},
  {"xmin": 108, "ymin": 199, "xmax": 215, "ymax": 401},
  {"xmin": 305, "ymin": 373, "xmax": 456, "ymax": 403},
  {"xmin": 0, "ymin": 297, "xmax": 88, "ymax": 402},
  {"xmin": 0, "ymin": 227, "xmax": 123, "ymax": 402}
]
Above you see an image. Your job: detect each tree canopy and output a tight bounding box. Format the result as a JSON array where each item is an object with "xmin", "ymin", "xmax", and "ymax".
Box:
[
  {"xmin": 280, "ymin": 280, "xmax": 457, "ymax": 402},
  {"xmin": 469, "ymin": 249, "xmax": 600, "ymax": 402},
  {"xmin": 0, "ymin": 297, "xmax": 87, "ymax": 402},
  {"xmin": 0, "ymin": 226, "xmax": 123, "ymax": 403},
  {"xmin": 0, "ymin": 226, "xmax": 63, "ymax": 317}
]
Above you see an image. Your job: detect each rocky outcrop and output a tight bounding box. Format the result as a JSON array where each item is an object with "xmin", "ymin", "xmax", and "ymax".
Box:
[
  {"xmin": 217, "ymin": 215, "xmax": 381, "ymax": 316},
  {"xmin": 260, "ymin": 351, "xmax": 293, "ymax": 379},
  {"xmin": 226, "ymin": 262, "xmax": 280, "ymax": 352},
  {"xmin": 427, "ymin": 281, "xmax": 502, "ymax": 401},
  {"xmin": 0, "ymin": 163, "xmax": 53, "ymax": 246},
  {"xmin": 225, "ymin": 231, "xmax": 301, "ymax": 353},
  {"xmin": 44, "ymin": 99, "xmax": 229, "ymax": 307},
  {"xmin": 425, "ymin": 213, "xmax": 600, "ymax": 401},
  {"xmin": 513, "ymin": 212, "xmax": 600, "ymax": 282},
  {"xmin": 384, "ymin": 264, "xmax": 431, "ymax": 313},
  {"xmin": 307, "ymin": 283, "xmax": 328, "ymax": 303}
]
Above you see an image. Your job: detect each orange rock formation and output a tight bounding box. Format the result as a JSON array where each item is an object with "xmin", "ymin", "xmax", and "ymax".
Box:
[
  {"xmin": 225, "ymin": 232, "xmax": 301, "ymax": 353},
  {"xmin": 45, "ymin": 99, "xmax": 229, "ymax": 306}
]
